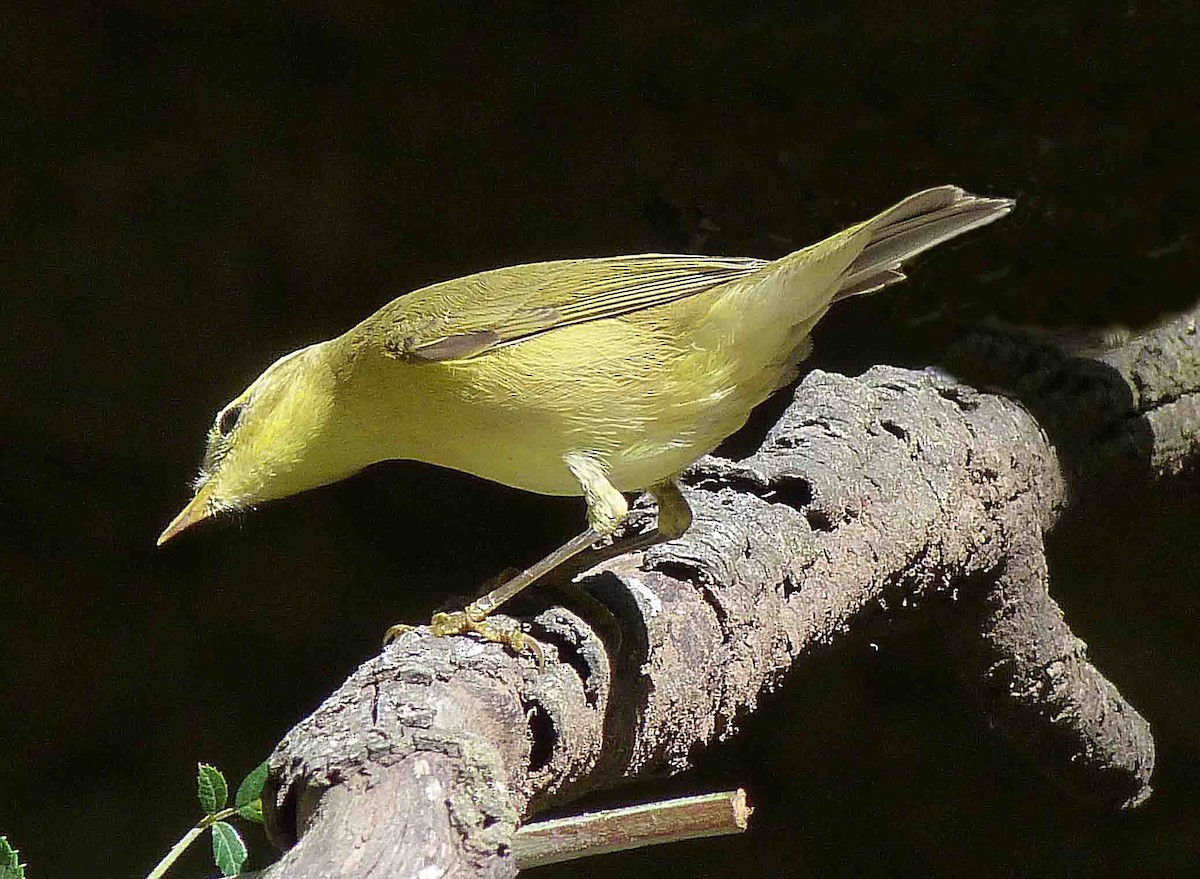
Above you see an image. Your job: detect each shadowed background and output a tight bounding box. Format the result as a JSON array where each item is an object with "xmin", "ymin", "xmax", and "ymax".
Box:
[{"xmin": 2, "ymin": 3, "xmax": 1198, "ymax": 877}]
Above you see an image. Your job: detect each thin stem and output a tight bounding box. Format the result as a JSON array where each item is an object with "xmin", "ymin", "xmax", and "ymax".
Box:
[{"xmin": 144, "ymin": 808, "xmax": 238, "ymax": 879}]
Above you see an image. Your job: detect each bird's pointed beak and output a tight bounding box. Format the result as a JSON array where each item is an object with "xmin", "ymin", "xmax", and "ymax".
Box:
[{"xmin": 157, "ymin": 486, "xmax": 214, "ymax": 546}]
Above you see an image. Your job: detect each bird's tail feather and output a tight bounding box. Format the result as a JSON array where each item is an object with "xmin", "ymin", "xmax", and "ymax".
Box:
[{"xmin": 834, "ymin": 186, "xmax": 1014, "ymax": 300}]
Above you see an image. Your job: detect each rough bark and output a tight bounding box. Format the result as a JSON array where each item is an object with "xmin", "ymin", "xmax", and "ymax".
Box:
[{"xmin": 257, "ymin": 305, "xmax": 1198, "ymax": 879}]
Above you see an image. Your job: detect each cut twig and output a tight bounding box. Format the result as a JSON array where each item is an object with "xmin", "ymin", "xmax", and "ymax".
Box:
[{"xmin": 513, "ymin": 789, "xmax": 752, "ymax": 870}]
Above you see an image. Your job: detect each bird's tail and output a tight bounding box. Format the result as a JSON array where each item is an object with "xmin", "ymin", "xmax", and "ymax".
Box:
[
  {"xmin": 833, "ymin": 185, "xmax": 1014, "ymax": 300},
  {"xmin": 718, "ymin": 185, "xmax": 1013, "ymax": 395}
]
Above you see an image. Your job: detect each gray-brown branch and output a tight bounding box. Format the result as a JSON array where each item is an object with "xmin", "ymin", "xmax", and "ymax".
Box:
[{"xmin": 258, "ymin": 305, "xmax": 1198, "ymax": 879}]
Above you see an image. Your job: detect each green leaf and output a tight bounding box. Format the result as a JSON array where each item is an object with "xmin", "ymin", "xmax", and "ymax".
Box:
[
  {"xmin": 210, "ymin": 822, "xmax": 248, "ymax": 877},
  {"xmin": 197, "ymin": 763, "xmax": 229, "ymax": 814},
  {"xmin": 0, "ymin": 837, "xmax": 26, "ymax": 879},
  {"xmin": 236, "ymin": 799, "xmax": 264, "ymax": 825},
  {"xmin": 234, "ymin": 760, "xmax": 269, "ymax": 809}
]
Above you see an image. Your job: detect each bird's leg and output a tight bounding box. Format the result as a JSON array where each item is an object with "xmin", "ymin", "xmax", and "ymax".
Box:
[
  {"xmin": 384, "ymin": 454, "xmax": 630, "ymax": 666},
  {"xmin": 651, "ymin": 479, "xmax": 693, "ymax": 539},
  {"xmin": 599, "ymin": 478, "xmax": 693, "ymax": 559},
  {"xmin": 552, "ymin": 477, "xmax": 693, "ymax": 580}
]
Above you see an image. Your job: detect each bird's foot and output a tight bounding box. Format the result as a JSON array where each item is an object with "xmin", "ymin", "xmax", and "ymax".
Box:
[{"xmin": 383, "ymin": 607, "xmax": 544, "ymax": 670}]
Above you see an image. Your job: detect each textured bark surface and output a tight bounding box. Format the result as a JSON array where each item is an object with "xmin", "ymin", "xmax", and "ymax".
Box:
[
  {"xmin": 940, "ymin": 533, "xmax": 1154, "ymax": 810},
  {"xmin": 257, "ymin": 305, "xmax": 1197, "ymax": 879},
  {"xmin": 948, "ymin": 306, "xmax": 1200, "ymax": 483}
]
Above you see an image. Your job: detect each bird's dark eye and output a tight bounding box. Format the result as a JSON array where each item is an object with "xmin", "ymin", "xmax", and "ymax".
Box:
[{"xmin": 217, "ymin": 404, "xmax": 244, "ymax": 437}]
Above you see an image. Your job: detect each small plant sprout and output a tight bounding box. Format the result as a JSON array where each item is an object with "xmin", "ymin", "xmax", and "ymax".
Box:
[
  {"xmin": 144, "ymin": 761, "xmax": 270, "ymax": 879},
  {"xmin": 1, "ymin": 837, "xmax": 27, "ymax": 879}
]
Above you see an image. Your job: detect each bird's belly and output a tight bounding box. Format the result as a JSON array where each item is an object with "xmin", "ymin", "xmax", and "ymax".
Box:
[
  {"xmin": 407, "ymin": 405, "xmax": 737, "ymax": 497},
  {"xmin": 409, "ymin": 381, "xmax": 757, "ymax": 498},
  {"xmin": 376, "ymin": 317, "xmax": 785, "ymax": 497}
]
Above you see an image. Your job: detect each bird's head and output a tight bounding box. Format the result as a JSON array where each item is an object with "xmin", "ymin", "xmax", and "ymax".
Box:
[{"xmin": 157, "ymin": 343, "xmax": 344, "ymax": 545}]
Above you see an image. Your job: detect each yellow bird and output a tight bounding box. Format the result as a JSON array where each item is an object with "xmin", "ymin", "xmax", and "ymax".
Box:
[{"xmin": 159, "ymin": 186, "xmax": 1011, "ymax": 653}]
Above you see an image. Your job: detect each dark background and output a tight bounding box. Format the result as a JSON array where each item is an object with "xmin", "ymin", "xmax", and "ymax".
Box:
[{"xmin": 3, "ymin": 3, "xmax": 1198, "ymax": 877}]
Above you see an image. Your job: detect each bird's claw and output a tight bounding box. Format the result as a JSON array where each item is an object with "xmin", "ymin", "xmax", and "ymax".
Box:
[
  {"xmin": 382, "ymin": 621, "xmax": 417, "ymax": 644},
  {"xmin": 383, "ymin": 609, "xmax": 544, "ymax": 670}
]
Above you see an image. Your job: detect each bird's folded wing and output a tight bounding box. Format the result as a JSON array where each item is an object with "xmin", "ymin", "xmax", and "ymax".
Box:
[{"xmin": 380, "ymin": 254, "xmax": 768, "ymax": 362}]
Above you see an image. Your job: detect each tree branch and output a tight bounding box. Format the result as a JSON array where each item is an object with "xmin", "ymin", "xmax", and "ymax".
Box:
[{"xmin": 257, "ymin": 304, "xmax": 1198, "ymax": 878}]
